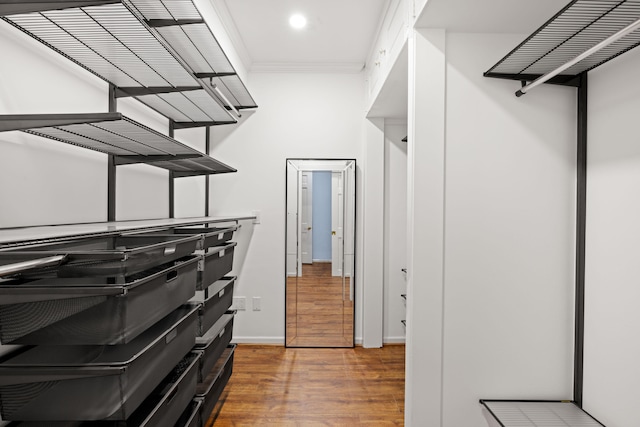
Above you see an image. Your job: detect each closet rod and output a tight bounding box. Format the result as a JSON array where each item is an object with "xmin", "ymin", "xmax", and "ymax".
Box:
[
  {"xmin": 211, "ymin": 82, "xmax": 241, "ymax": 118},
  {"xmin": 516, "ymin": 16, "xmax": 640, "ymax": 97}
]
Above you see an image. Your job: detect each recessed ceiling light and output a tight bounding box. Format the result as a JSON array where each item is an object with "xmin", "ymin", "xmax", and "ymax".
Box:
[{"xmin": 289, "ymin": 13, "xmax": 307, "ymax": 29}]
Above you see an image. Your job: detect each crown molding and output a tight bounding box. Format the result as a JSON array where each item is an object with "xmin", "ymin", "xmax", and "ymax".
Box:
[{"xmin": 250, "ymin": 62, "xmax": 364, "ymax": 74}]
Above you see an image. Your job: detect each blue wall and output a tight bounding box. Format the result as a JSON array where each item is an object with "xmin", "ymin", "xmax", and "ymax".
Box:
[{"xmin": 312, "ymin": 171, "xmax": 332, "ymax": 261}]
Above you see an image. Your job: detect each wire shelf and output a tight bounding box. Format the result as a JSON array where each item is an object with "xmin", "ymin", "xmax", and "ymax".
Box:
[
  {"xmin": 0, "ymin": 113, "xmax": 235, "ymax": 174},
  {"xmin": 136, "ymin": 89, "xmax": 239, "ymax": 123},
  {"xmin": 153, "ymin": 23, "xmax": 236, "ymax": 76},
  {"xmin": 124, "ymin": 0, "xmax": 257, "ymax": 108},
  {"xmin": 1, "ymin": 0, "xmax": 257, "ymax": 124},
  {"xmin": 145, "ymin": 156, "xmax": 237, "ymax": 177},
  {"xmin": 126, "ymin": 0, "xmax": 203, "ymax": 21},
  {"xmin": 485, "ymin": 0, "xmax": 640, "ymax": 81},
  {"xmin": 480, "ymin": 400, "xmax": 605, "ymax": 427}
]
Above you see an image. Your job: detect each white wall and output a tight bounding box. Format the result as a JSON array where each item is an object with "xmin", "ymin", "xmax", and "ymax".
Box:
[
  {"xmin": 384, "ymin": 122, "xmax": 408, "ymax": 343},
  {"xmin": 209, "ymin": 72, "xmax": 367, "ymax": 343},
  {"xmin": 174, "ymin": 126, "xmax": 209, "ymax": 219},
  {"xmin": 0, "ymin": 18, "xmax": 204, "ymax": 227},
  {"xmin": 0, "ymin": 19, "xmax": 108, "ymax": 227},
  {"xmin": 443, "ymin": 32, "xmax": 576, "ymax": 426},
  {"xmin": 405, "ymin": 28, "xmax": 447, "ymax": 427},
  {"xmin": 583, "ymin": 46, "xmax": 640, "ymax": 427},
  {"xmin": 405, "ymin": 30, "xmax": 577, "ymax": 427}
]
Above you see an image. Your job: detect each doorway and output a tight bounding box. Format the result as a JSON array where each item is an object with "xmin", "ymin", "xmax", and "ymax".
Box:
[{"xmin": 285, "ymin": 159, "xmax": 356, "ymax": 347}]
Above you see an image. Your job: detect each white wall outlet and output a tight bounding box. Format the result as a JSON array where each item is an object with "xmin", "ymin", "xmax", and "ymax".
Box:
[
  {"xmin": 252, "ymin": 296, "xmax": 261, "ymax": 311},
  {"xmin": 251, "ymin": 210, "xmax": 261, "ymax": 224},
  {"xmin": 232, "ymin": 296, "xmax": 246, "ymax": 311}
]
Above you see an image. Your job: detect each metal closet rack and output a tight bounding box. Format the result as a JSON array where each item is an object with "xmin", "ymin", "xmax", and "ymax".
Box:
[
  {"xmin": 0, "ymin": 113, "xmax": 236, "ymax": 176},
  {"xmin": 485, "ymin": 0, "xmax": 640, "ymax": 91},
  {"xmin": 0, "ymin": 0, "xmax": 258, "ymax": 219},
  {"xmin": 481, "ymin": 1, "xmax": 640, "ymax": 425},
  {"xmin": 0, "ymin": 0, "xmax": 257, "ymax": 126}
]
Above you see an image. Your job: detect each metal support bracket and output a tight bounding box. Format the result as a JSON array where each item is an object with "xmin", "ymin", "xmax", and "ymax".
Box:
[
  {"xmin": 574, "ymin": 72, "xmax": 588, "ymax": 408},
  {"xmin": 168, "ymin": 120, "xmax": 175, "ymax": 219},
  {"xmin": 145, "ymin": 18, "xmax": 204, "ymax": 27},
  {"xmin": 205, "ymin": 126, "xmax": 210, "ymax": 216},
  {"xmin": 114, "ymin": 86, "xmax": 202, "ymax": 98},
  {"xmin": 194, "ymin": 72, "xmax": 237, "ymax": 79},
  {"xmin": 172, "ymin": 121, "xmax": 236, "ymax": 129},
  {"xmin": 484, "ymin": 72, "xmax": 582, "ymax": 88},
  {"xmin": 113, "ymin": 154, "xmax": 202, "ymax": 166},
  {"xmin": 107, "ymin": 83, "xmax": 117, "ymax": 222}
]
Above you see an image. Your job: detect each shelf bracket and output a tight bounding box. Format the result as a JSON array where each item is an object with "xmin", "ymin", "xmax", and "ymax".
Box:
[
  {"xmin": 114, "ymin": 86, "xmax": 202, "ymax": 98},
  {"xmin": 483, "ymin": 72, "xmax": 581, "ymax": 88},
  {"xmin": 113, "ymin": 154, "xmax": 202, "ymax": 166},
  {"xmin": 145, "ymin": 19, "xmax": 204, "ymax": 27},
  {"xmin": 173, "ymin": 170, "xmax": 229, "ymax": 178},
  {"xmin": 194, "ymin": 72, "xmax": 237, "ymax": 79},
  {"xmin": 172, "ymin": 121, "xmax": 236, "ymax": 129},
  {"xmin": 0, "ymin": 0, "xmax": 119, "ymax": 16}
]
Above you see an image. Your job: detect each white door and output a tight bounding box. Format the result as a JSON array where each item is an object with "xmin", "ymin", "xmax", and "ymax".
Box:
[
  {"xmin": 331, "ymin": 171, "xmax": 344, "ymax": 276},
  {"xmin": 300, "ymin": 172, "xmax": 313, "ymax": 265}
]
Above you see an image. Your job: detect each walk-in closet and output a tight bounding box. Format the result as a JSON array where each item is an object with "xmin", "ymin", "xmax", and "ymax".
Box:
[{"xmin": 1, "ymin": 0, "xmax": 639, "ymax": 426}]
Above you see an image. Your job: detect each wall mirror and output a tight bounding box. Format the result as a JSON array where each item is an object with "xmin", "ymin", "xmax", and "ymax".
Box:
[{"xmin": 286, "ymin": 159, "xmax": 356, "ymax": 347}]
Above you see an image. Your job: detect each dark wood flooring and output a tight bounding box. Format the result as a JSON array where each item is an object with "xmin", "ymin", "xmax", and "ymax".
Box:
[{"xmin": 208, "ymin": 344, "xmax": 405, "ymax": 426}]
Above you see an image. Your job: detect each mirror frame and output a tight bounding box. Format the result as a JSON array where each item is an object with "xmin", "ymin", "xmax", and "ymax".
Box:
[{"xmin": 285, "ymin": 158, "xmax": 356, "ymax": 348}]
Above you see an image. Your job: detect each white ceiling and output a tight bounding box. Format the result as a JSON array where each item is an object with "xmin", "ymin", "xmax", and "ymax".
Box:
[
  {"xmin": 212, "ymin": 0, "xmax": 387, "ymax": 72},
  {"xmin": 212, "ymin": 0, "xmax": 572, "ymax": 118},
  {"xmin": 369, "ymin": 0, "xmax": 569, "ymax": 119},
  {"xmin": 417, "ymin": 0, "xmax": 568, "ymax": 33}
]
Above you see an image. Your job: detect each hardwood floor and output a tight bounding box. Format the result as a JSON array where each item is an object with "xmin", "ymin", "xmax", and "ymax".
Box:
[
  {"xmin": 286, "ymin": 263, "xmax": 354, "ymax": 347},
  {"xmin": 208, "ymin": 344, "xmax": 405, "ymax": 426}
]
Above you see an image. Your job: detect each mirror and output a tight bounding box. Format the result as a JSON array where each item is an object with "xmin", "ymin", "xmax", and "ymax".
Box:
[{"xmin": 286, "ymin": 159, "xmax": 356, "ymax": 347}]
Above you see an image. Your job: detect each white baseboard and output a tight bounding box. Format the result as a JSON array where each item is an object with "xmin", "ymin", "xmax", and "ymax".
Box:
[
  {"xmin": 230, "ymin": 336, "xmax": 405, "ymax": 346},
  {"xmin": 231, "ymin": 336, "xmax": 285, "ymax": 345}
]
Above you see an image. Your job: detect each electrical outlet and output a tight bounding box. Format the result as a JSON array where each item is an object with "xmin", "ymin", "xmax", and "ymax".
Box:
[
  {"xmin": 252, "ymin": 296, "xmax": 261, "ymax": 311},
  {"xmin": 232, "ymin": 296, "xmax": 246, "ymax": 311}
]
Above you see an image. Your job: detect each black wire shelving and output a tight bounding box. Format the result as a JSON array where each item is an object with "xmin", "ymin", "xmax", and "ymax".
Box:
[
  {"xmin": 0, "ymin": 113, "xmax": 236, "ymax": 175},
  {"xmin": 0, "ymin": 0, "xmax": 257, "ymax": 127},
  {"xmin": 485, "ymin": 0, "xmax": 640, "ymax": 85},
  {"xmin": 480, "ymin": 400, "xmax": 604, "ymax": 427},
  {"xmin": 0, "ymin": 0, "xmax": 256, "ymax": 175},
  {"xmin": 480, "ymin": 1, "xmax": 639, "ymax": 421}
]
